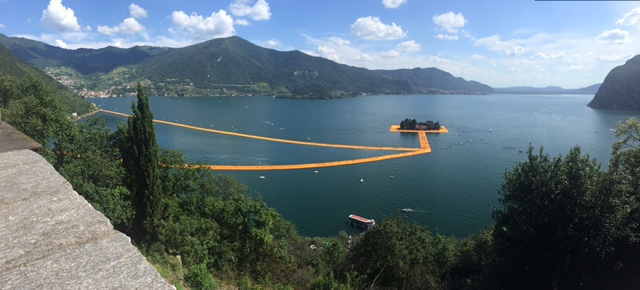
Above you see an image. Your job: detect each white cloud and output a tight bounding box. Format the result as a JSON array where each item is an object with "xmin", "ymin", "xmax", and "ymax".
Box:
[
  {"xmin": 54, "ymin": 39, "xmax": 68, "ymax": 48},
  {"xmin": 596, "ymin": 29, "xmax": 631, "ymax": 44},
  {"xmin": 98, "ymin": 18, "xmax": 145, "ymax": 35},
  {"xmin": 235, "ymin": 19, "xmax": 250, "ymax": 26},
  {"xmin": 432, "ymin": 12, "xmax": 467, "ymax": 33},
  {"xmin": 560, "ymin": 64, "xmax": 592, "ymax": 71},
  {"xmin": 596, "ymin": 54, "xmax": 630, "ymax": 62},
  {"xmin": 475, "ymin": 35, "xmax": 528, "ymax": 57},
  {"xmin": 616, "ymin": 7, "xmax": 640, "ymax": 26},
  {"xmin": 129, "ymin": 4, "xmax": 147, "ymax": 19},
  {"xmin": 230, "ymin": 0, "xmax": 271, "ymax": 21},
  {"xmin": 503, "ymin": 45, "xmax": 526, "ymax": 57},
  {"xmin": 382, "ymin": 0, "xmax": 406, "ymax": 9},
  {"xmin": 41, "ymin": 0, "xmax": 81, "ymax": 32},
  {"xmin": 530, "ymin": 52, "xmax": 566, "ymax": 60},
  {"xmin": 435, "ymin": 34, "xmax": 459, "ymax": 41},
  {"xmin": 318, "ymin": 45, "xmax": 339, "ymax": 62},
  {"xmin": 395, "ymin": 40, "xmax": 421, "ymax": 52},
  {"xmin": 328, "ymin": 36, "xmax": 350, "ymax": 46},
  {"xmin": 359, "ymin": 53, "xmax": 373, "ymax": 61},
  {"xmin": 267, "ymin": 40, "xmax": 277, "ymax": 46},
  {"xmin": 382, "ymin": 50, "xmax": 400, "ymax": 58},
  {"xmin": 351, "ymin": 16, "xmax": 407, "ymax": 41},
  {"xmin": 474, "ymin": 35, "xmax": 503, "ymax": 50},
  {"xmin": 170, "ymin": 10, "xmax": 235, "ymax": 40},
  {"xmin": 0, "ymin": 23, "xmax": 5, "ymax": 29}
]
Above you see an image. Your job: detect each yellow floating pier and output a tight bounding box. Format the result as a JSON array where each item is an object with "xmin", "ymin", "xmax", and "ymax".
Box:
[{"xmin": 98, "ymin": 109, "xmax": 448, "ymax": 171}]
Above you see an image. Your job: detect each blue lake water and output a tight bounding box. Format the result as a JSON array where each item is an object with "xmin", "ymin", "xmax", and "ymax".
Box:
[{"xmin": 90, "ymin": 94, "xmax": 638, "ymax": 238}]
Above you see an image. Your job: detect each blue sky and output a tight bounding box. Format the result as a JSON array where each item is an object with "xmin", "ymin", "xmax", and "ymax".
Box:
[{"xmin": 1, "ymin": 0, "xmax": 639, "ymax": 88}]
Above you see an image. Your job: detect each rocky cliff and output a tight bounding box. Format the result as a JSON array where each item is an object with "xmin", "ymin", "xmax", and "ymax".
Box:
[{"xmin": 588, "ymin": 55, "xmax": 640, "ymax": 111}]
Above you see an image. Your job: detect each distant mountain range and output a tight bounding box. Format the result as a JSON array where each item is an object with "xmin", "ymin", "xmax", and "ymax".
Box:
[
  {"xmin": 495, "ymin": 84, "xmax": 601, "ymax": 95},
  {"xmin": 0, "ymin": 34, "xmax": 493, "ymax": 98},
  {"xmin": 588, "ymin": 55, "xmax": 640, "ymax": 111}
]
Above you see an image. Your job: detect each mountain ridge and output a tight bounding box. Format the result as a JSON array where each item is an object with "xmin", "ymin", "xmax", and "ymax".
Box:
[
  {"xmin": 0, "ymin": 34, "xmax": 493, "ymax": 98},
  {"xmin": 0, "ymin": 42, "xmax": 92, "ymax": 114},
  {"xmin": 588, "ymin": 54, "xmax": 640, "ymax": 111},
  {"xmin": 495, "ymin": 84, "xmax": 600, "ymax": 95}
]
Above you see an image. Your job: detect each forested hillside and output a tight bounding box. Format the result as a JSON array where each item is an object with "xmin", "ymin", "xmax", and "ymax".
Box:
[
  {"xmin": 0, "ymin": 43, "xmax": 92, "ymax": 115},
  {"xmin": 0, "ymin": 34, "xmax": 493, "ymax": 98}
]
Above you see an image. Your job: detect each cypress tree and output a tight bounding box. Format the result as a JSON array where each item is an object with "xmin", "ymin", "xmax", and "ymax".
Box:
[{"xmin": 123, "ymin": 83, "xmax": 162, "ymax": 242}]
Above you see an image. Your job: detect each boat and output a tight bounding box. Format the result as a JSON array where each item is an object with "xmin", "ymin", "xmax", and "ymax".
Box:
[
  {"xmin": 259, "ymin": 176, "xmax": 265, "ymax": 179},
  {"xmin": 360, "ymin": 179, "xmax": 364, "ymax": 183},
  {"xmin": 348, "ymin": 214, "xmax": 376, "ymax": 230},
  {"xmin": 401, "ymin": 208, "xmax": 415, "ymax": 213},
  {"xmin": 314, "ymin": 170, "xmax": 319, "ymax": 174}
]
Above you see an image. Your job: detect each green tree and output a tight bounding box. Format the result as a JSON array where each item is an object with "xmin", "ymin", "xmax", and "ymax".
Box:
[
  {"xmin": 492, "ymin": 145, "xmax": 628, "ymax": 289},
  {"xmin": 51, "ymin": 118, "xmax": 133, "ymax": 229},
  {"xmin": 605, "ymin": 117, "xmax": 640, "ymax": 288},
  {"xmin": 0, "ymin": 75, "xmax": 21, "ymax": 108},
  {"xmin": 347, "ymin": 215, "xmax": 458, "ymax": 290},
  {"xmin": 121, "ymin": 83, "xmax": 162, "ymax": 242},
  {"xmin": 611, "ymin": 117, "xmax": 640, "ymax": 193},
  {"xmin": 2, "ymin": 77, "xmax": 68, "ymax": 145}
]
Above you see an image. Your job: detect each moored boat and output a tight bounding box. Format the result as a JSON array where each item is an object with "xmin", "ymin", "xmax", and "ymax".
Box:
[{"xmin": 348, "ymin": 214, "xmax": 376, "ymax": 230}]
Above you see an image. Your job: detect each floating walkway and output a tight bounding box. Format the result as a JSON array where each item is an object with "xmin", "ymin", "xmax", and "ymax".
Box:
[{"xmin": 97, "ymin": 109, "xmax": 448, "ymax": 171}]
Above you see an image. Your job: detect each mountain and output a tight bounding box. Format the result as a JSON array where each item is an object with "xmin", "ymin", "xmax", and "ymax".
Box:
[
  {"xmin": 0, "ymin": 34, "xmax": 493, "ymax": 98},
  {"xmin": 495, "ymin": 84, "xmax": 600, "ymax": 95},
  {"xmin": 588, "ymin": 55, "xmax": 640, "ymax": 111},
  {"xmin": 377, "ymin": 68, "xmax": 493, "ymax": 94},
  {"xmin": 0, "ymin": 42, "xmax": 92, "ymax": 115}
]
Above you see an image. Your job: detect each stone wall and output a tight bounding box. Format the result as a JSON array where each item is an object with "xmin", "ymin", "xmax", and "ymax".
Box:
[{"xmin": 0, "ymin": 148, "xmax": 174, "ymax": 289}]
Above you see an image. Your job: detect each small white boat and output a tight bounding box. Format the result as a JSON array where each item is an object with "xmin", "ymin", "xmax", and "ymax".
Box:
[
  {"xmin": 259, "ymin": 176, "xmax": 265, "ymax": 179},
  {"xmin": 401, "ymin": 208, "xmax": 415, "ymax": 213},
  {"xmin": 360, "ymin": 179, "xmax": 364, "ymax": 183},
  {"xmin": 389, "ymin": 176, "xmax": 394, "ymax": 179},
  {"xmin": 314, "ymin": 170, "xmax": 319, "ymax": 174}
]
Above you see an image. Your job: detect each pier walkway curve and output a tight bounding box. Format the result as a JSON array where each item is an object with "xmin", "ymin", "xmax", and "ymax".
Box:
[{"xmin": 98, "ymin": 109, "xmax": 447, "ymax": 171}]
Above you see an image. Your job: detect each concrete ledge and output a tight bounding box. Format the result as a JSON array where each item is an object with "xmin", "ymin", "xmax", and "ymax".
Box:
[
  {"xmin": 0, "ymin": 122, "xmax": 42, "ymax": 153},
  {"xmin": 0, "ymin": 149, "xmax": 174, "ymax": 289}
]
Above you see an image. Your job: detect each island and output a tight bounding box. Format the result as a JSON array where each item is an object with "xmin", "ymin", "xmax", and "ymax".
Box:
[{"xmin": 399, "ymin": 118, "xmax": 441, "ymax": 131}]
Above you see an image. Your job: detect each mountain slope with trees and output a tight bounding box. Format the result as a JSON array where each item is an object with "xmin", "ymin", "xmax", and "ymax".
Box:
[
  {"xmin": 0, "ymin": 33, "xmax": 493, "ymax": 98},
  {"xmin": 0, "ymin": 43, "xmax": 92, "ymax": 115},
  {"xmin": 588, "ymin": 54, "xmax": 640, "ymax": 110}
]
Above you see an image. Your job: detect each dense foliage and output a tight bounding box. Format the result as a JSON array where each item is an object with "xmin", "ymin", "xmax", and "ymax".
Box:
[
  {"xmin": 5, "ymin": 80, "xmax": 640, "ymax": 289},
  {"xmin": 492, "ymin": 146, "xmax": 639, "ymax": 289},
  {"xmin": 399, "ymin": 118, "xmax": 441, "ymax": 130},
  {"xmin": 120, "ymin": 84, "xmax": 164, "ymax": 241},
  {"xmin": 0, "ymin": 42, "xmax": 93, "ymax": 115}
]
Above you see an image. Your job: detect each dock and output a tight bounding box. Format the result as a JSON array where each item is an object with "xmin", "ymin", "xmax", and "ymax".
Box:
[{"xmin": 97, "ymin": 109, "xmax": 448, "ymax": 171}]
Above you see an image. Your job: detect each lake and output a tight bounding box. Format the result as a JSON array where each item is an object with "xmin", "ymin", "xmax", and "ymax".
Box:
[{"xmin": 90, "ymin": 94, "xmax": 638, "ymax": 238}]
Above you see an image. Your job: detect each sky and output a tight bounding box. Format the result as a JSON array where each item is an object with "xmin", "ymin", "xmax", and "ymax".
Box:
[{"xmin": 1, "ymin": 0, "xmax": 640, "ymax": 88}]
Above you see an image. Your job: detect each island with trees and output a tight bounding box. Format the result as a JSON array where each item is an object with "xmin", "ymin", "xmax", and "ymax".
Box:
[{"xmin": 399, "ymin": 118, "xmax": 441, "ymax": 130}]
